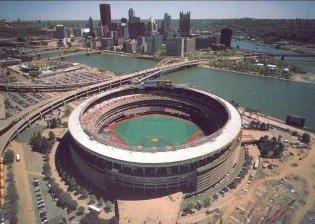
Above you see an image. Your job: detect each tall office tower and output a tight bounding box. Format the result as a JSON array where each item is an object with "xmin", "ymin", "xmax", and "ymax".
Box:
[
  {"xmin": 162, "ymin": 13, "xmax": 171, "ymax": 34},
  {"xmin": 128, "ymin": 8, "xmax": 140, "ymax": 23},
  {"xmin": 220, "ymin": 28, "xmax": 233, "ymax": 47},
  {"xmin": 128, "ymin": 8, "xmax": 136, "ymax": 22},
  {"xmin": 100, "ymin": 4, "xmax": 111, "ymax": 26},
  {"xmin": 121, "ymin": 18, "xmax": 127, "ymax": 24},
  {"xmin": 88, "ymin": 16, "xmax": 96, "ymax": 37},
  {"xmin": 179, "ymin": 11, "xmax": 191, "ymax": 37},
  {"xmin": 166, "ymin": 38, "xmax": 185, "ymax": 57},
  {"xmin": 146, "ymin": 33, "xmax": 161, "ymax": 54},
  {"xmin": 146, "ymin": 17, "xmax": 157, "ymax": 36},
  {"xmin": 54, "ymin": 25, "xmax": 67, "ymax": 39},
  {"xmin": 128, "ymin": 8, "xmax": 142, "ymax": 39}
]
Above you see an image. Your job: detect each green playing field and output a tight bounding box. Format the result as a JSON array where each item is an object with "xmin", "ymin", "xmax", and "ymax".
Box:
[{"xmin": 112, "ymin": 114, "xmax": 202, "ymax": 148}]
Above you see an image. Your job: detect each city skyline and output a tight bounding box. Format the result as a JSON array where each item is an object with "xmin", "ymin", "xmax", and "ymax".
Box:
[{"xmin": 0, "ymin": 1, "xmax": 315, "ymax": 21}]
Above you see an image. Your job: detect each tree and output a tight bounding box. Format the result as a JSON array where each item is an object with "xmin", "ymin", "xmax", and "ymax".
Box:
[
  {"xmin": 89, "ymin": 194, "xmax": 96, "ymax": 205},
  {"xmin": 43, "ymin": 163, "xmax": 52, "ymax": 178},
  {"xmin": 98, "ymin": 198, "xmax": 105, "ymax": 207},
  {"xmin": 80, "ymin": 187, "xmax": 89, "ymax": 199},
  {"xmin": 3, "ymin": 149, "xmax": 15, "ymax": 164},
  {"xmin": 68, "ymin": 177, "xmax": 77, "ymax": 192},
  {"xmin": 202, "ymin": 197, "xmax": 211, "ymax": 207},
  {"xmin": 58, "ymin": 192, "xmax": 72, "ymax": 208},
  {"xmin": 29, "ymin": 132, "xmax": 53, "ymax": 154},
  {"xmin": 80, "ymin": 213, "xmax": 100, "ymax": 224},
  {"xmin": 183, "ymin": 202, "xmax": 195, "ymax": 212},
  {"xmin": 64, "ymin": 105, "xmax": 73, "ymax": 117},
  {"xmin": 301, "ymin": 133, "xmax": 311, "ymax": 143},
  {"xmin": 48, "ymin": 131, "xmax": 56, "ymax": 144},
  {"xmin": 68, "ymin": 200, "xmax": 78, "ymax": 211},
  {"xmin": 104, "ymin": 200, "xmax": 114, "ymax": 212},
  {"xmin": 76, "ymin": 206, "xmax": 85, "ymax": 216}
]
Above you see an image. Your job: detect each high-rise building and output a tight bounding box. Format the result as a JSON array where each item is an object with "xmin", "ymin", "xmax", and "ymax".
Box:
[
  {"xmin": 128, "ymin": 8, "xmax": 143, "ymax": 39},
  {"xmin": 162, "ymin": 13, "xmax": 171, "ymax": 35},
  {"xmin": 128, "ymin": 8, "xmax": 135, "ymax": 22},
  {"xmin": 101, "ymin": 38, "xmax": 114, "ymax": 50},
  {"xmin": 136, "ymin": 36, "xmax": 147, "ymax": 54},
  {"xmin": 119, "ymin": 22, "xmax": 129, "ymax": 39},
  {"xmin": 179, "ymin": 11, "xmax": 191, "ymax": 37},
  {"xmin": 220, "ymin": 28, "xmax": 232, "ymax": 47},
  {"xmin": 73, "ymin": 27, "xmax": 83, "ymax": 37},
  {"xmin": 129, "ymin": 22, "xmax": 145, "ymax": 39},
  {"xmin": 54, "ymin": 25, "xmax": 67, "ymax": 40},
  {"xmin": 146, "ymin": 17, "xmax": 157, "ymax": 36},
  {"xmin": 124, "ymin": 39, "xmax": 137, "ymax": 53},
  {"xmin": 166, "ymin": 38, "xmax": 184, "ymax": 57},
  {"xmin": 146, "ymin": 33, "xmax": 161, "ymax": 54},
  {"xmin": 184, "ymin": 37, "xmax": 195, "ymax": 54},
  {"xmin": 100, "ymin": 4, "xmax": 111, "ymax": 26},
  {"xmin": 121, "ymin": 18, "xmax": 127, "ymax": 24},
  {"xmin": 88, "ymin": 17, "xmax": 96, "ymax": 37},
  {"xmin": 128, "ymin": 8, "xmax": 140, "ymax": 23}
]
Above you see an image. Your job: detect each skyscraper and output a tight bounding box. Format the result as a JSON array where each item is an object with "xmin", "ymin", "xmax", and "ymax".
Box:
[
  {"xmin": 179, "ymin": 11, "xmax": 191, "ymax": 37},
  {"xmin": 100, "ymin": 4, "xmax": 111, "ymax": 26},
  {"xmin": 220, "ymin": 28, "xmax": 233, "ymax": 47},
  {"xmin": 162, "ymin": 13, "xmax": 171, "ymax": 34},
  {"xmin": 146, "ymin": 17, "xmax": 157, "ymax": 36},
  {"xmin": 88, "ymin": 16, "xmax": 96, "ymax": 37},
  {"xmin": 128, "ymin": 8, "xmax": 142, "ymax": 39},
  {"xmin": 128, "ymin": 8, "xmax": 135, "ymax": 22}
]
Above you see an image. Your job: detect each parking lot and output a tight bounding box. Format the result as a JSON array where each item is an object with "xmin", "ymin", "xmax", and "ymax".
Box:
[{"xmin": 31, "ymin": 176, "xmax": 66, "ymax": 224}]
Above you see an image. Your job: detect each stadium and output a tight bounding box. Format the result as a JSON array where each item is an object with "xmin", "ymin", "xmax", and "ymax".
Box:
[{"xmin": 68, "ymin": 81, "xmax": 243, "ymax": 194}]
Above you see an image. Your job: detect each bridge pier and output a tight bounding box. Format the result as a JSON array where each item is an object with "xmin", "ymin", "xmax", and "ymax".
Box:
[{"xmin": 98, "ymin": 86, "xmax": 101, "ymax": 93}]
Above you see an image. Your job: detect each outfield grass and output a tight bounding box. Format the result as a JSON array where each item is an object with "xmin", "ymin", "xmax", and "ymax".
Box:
[{"xmin": 113, "ymin": 115, "xmax": 202, "ymax": 148}]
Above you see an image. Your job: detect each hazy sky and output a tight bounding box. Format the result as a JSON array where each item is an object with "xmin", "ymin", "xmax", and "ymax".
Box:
[{"xmin": 0, "ymin": 1, "xmax": 314, "ymax": 20}]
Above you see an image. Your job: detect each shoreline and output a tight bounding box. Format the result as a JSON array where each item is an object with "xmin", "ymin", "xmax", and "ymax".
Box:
[{"xmin": 199, "ymin": 64, "xmax": 315, "ymax": 85}]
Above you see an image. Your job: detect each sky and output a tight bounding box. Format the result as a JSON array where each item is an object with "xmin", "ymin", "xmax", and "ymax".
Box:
[{"xmin": 0, "ymin": 1, "xmax": 315, "ymax": 21}]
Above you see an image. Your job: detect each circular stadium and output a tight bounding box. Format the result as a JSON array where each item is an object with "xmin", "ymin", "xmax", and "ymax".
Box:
[{"xmin": 68, "ymin": 80, "xmax": 242, "ymax": 194}]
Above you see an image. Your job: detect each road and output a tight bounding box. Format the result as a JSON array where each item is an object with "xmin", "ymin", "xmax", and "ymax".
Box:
[{"xmin": 12, "ymin": 141, "xmax": 37, "ymax": 224}]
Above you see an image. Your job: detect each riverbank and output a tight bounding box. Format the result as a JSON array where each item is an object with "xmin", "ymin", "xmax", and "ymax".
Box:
[
  {"xmin": 101, "ymin": 50, "xmax": 160, "ymax": 61},
  {"xmin": 199, "ymin": 64, "xmax": 315, "ymax": 85}
]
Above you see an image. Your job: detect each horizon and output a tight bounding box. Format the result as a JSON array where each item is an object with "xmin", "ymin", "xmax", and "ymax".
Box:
[{"xmin": 0, "ymin": 1, "xmax": 315, "ymax": 21}]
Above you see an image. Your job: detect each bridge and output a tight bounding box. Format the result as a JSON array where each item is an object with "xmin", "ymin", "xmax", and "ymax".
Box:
[{"xmin": 0, "ymin": 59, "xmax": 205, "ymax": 154}]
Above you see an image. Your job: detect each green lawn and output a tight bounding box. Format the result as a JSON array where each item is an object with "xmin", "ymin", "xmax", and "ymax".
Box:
[
  {"xmin": 16, "ymin": 123, "xmax": 46, "ymax": 144},
  {"xmin": 113, "ymin": 115, "xmax": 202, "ymax": 148},
  {"xmin": 16, "ymin": 123, "xmax": 46, "ymax": 174}
]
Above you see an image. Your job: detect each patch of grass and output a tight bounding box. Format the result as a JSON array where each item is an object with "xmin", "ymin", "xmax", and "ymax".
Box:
[
  {"xmin": 16, "ymin": 124, "xmax": 46, "ymax": 144},
  {"xmin": 23, "ymin": 144, "xmax": 44, "ymax": 174}
]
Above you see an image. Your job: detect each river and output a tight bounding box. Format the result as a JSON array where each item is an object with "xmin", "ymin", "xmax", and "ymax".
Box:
[
  {"xmin": 66, "ymin": 53, "xmax": 157, "ymax": 75},
  {"xmin": 162, "ymin": 67, "xmax": 315, "ymax": 130}
]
